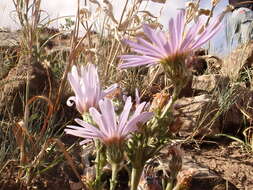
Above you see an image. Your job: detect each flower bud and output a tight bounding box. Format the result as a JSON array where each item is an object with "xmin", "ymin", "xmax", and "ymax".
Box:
[
  {"xmin": 168, "ymin": 145, "xmax": 183, "ymax": 179},
  {"xmin": 149, "ymin": 92, "xmax": 170, "ymax": 112}
]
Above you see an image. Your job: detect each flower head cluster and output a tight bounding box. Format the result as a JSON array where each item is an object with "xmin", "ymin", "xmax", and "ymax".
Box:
[
  {"xmin": 67, "ymin": 64, "xmax": 118, "ymax": 115},
  {"xmin": 119, "ymin": 9, "xmax": 222, "ymax": 69},
  {"xmin": 65, "ymin": 97, "xmax": 153, "ymax": 146}
]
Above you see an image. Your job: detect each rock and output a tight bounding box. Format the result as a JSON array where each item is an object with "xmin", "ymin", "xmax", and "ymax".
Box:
[
  {"xmin": 205, "ymin": 55, "xmax": 223, "ymax": 74},
  {"xmin": 174, "ymin": 94, "xmax": 221, "ymax": 138},
  {"xmin": 173, "ymin": 85, "xmax": 253, "ymax": 137},
  {"xmin": 0, "ymin": 47, "xmax": 19, "ymax": 80},
  {"xmin": 0, "ymin": 31, "xmax": 19, "ymax": 47},
  {"xmin": 0, "ymin": 31, "xmax": 20, "ymax": 80},
  {"xmin": 187, "ymin": 50, "xmax": 222, "ymax": 75},
  {"xmin": 0, "ymin": 62, "xmax": 55, "ymax": 117},
  {"xmin": 190, "ymin": 56, "xmax": 207, "ymax": 76},
  {"xmin": 180, "ymin": 155, "xmax": 238, "ymax": 190},
  {"xmin": 146, "ymin": 148, "xmax": 239, "ymax": 190},
  {"xmin": 220, "ymin": 85, "xmax": 253, "ymax": 133},
  {"xmin": 221, "ymin": 42, "xmax": 253, "ymax": 87},
  {"xmin": 192, "ymin": 74, "xmax": 229, "ymax": 92},
  {"xmin": 185, "ymin": 141, "xmax": 253, "ymax": 190}
]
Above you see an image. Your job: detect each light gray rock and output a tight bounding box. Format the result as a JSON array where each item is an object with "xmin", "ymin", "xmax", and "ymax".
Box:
[
  {"xmin": 174, "ymin": 94, "xmax": 221, "ymax": 138},
  {"xmin": 192, "ymin": 74, "xmax": 229, "ymax": 92},
  {"xmin": 0, "ymin": 31, "xmax": 19, "ymax": 47}
]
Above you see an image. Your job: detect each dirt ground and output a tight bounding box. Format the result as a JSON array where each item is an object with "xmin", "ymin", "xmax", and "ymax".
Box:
[
  {"xmin": 184, "ymin": 139, "xmax": 253, "ymax": 190},
  {"xmin": 1, "ymin": 140, "xmax": 252, "ymax": 190}
]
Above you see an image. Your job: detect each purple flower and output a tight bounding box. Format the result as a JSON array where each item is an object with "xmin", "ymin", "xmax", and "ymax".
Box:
[
  {"xmin": 67, "ymin": 64, "xmax": 118, "ymax": 115},
  {"xmin": 65, "ymin": 97, "xmax": 153, "ymax": 145},
  {"xmin": 119, "ymin": 10, "xmax": 222, "ymax": 69}
]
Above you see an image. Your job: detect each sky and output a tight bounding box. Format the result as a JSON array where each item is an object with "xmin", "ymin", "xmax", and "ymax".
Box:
[
  {"xmin": 0, "ymin": 0, "xmax": 228, "ymax": 29},
  {"xmin": 0, "ymin": 0, "xmax": 229, "ymax": 54}
]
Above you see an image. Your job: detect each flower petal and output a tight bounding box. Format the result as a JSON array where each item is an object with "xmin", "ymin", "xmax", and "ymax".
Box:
[
  {"xmin": 119, "ymin": 97, "xmax": 132, "ymax": 131},
  {"xmin": 168, "ymin": 18, "xmax": 177, "ymax": 54},
  {"xmin": 119, "ymin": 55, "xmax": 158, "ymax": 69},
  {"xmin": 99, "ymin": 98, "xmax": 117, "ymax": 137},
  {"xmin": 176, "ymin": 10, "xmax": 185, "ymax": 47},
  {"xmin": 102, "ymin": 83, "xmax": 119, "ymax": 97},
  {"xmin": 190, "ymin": 18, "xmax": 222, "ymax": 49},
  {"xmin": 122, "ymin": 112, "xmax": 153, "ymax": 135},
  {"xmin": 89, "ymin": 107, "xmax": 109, "ymax": 136},
  {"xmin": 142, "ymin": 25, "xmax": 168, "ymax": 56},
  {"xmin": 132, "ymin": 102, "xmax": 147, "ymax": 117}
]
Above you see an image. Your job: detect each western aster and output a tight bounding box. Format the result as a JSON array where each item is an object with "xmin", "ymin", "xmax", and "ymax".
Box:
[
  {"xmin": 119, "ymin": 9, "xmax": 222, "ymax": 69},
  {"xmin": 64, "ymin": 97, "xmax": 153, "ymax": 145},
  {"xmin": 67, "ymin": 64, "xmax": 118, "ymax": 115}
]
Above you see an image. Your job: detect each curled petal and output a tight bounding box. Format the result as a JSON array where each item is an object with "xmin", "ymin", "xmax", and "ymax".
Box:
[{"xmin": 67, "ymin": 96, "xmax": 77, "ymax": 107}]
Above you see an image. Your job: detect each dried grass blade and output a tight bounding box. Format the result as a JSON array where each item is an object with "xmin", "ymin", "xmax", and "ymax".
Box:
[{"xmin": 24, "ymin": 95, "xmax": 54, "ymax": 137}]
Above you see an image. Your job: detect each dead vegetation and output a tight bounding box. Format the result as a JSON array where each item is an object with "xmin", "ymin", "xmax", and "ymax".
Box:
[{"xmin": 0, "ymin": 0, "xmax": 253, "ymax": 190}]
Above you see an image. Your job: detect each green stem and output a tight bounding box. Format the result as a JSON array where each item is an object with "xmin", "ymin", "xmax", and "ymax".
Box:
[
  {"xmin": 94, "ymin": 140, "xmax": 102, "ymax": 189},
  {"xmin": 110, "ymin": 163, "xmax": 119, "ymax": 190},
  {"xmin": 165, "ymin": 178, "xmax": 176, "ymax": 190},
  {"xmin": 130, "ymin": 166, "xmax": 144, "ymax": 190},
  {"xmin": 84, "ymin": 112, "xmax": 103, "ymax": 190}
]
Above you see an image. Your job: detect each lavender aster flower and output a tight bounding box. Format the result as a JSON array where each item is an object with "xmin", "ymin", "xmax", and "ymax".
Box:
[
  {"xmin": 67, "ymin": 64, "xmax": 118, "ymax": 115},
  {"xmin": 65, "ymin": 97, "xmax": 153, "ymax": 145},
  {"xmin": 119, "ymin": 9, "xmax": 222, "ymax": 69}
]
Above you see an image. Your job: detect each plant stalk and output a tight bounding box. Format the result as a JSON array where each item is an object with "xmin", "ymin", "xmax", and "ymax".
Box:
[
  {"xmin": 165, "ymin": 178, "xmax": 176, "ymax": 190},
  {"xmin": 160, "ymin": 85, "xmax": 181, "ymax": 119},
  {"xmin": 110, "ymin": 162, "xmax": 119, "ymax": 190},
  {"xmin": 130, "ymin": 165, "xmax": 144, "ymax": 190},
  {"xmin": 94, "ymin": 140, "xmax": 102, "ymax": 189}
]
